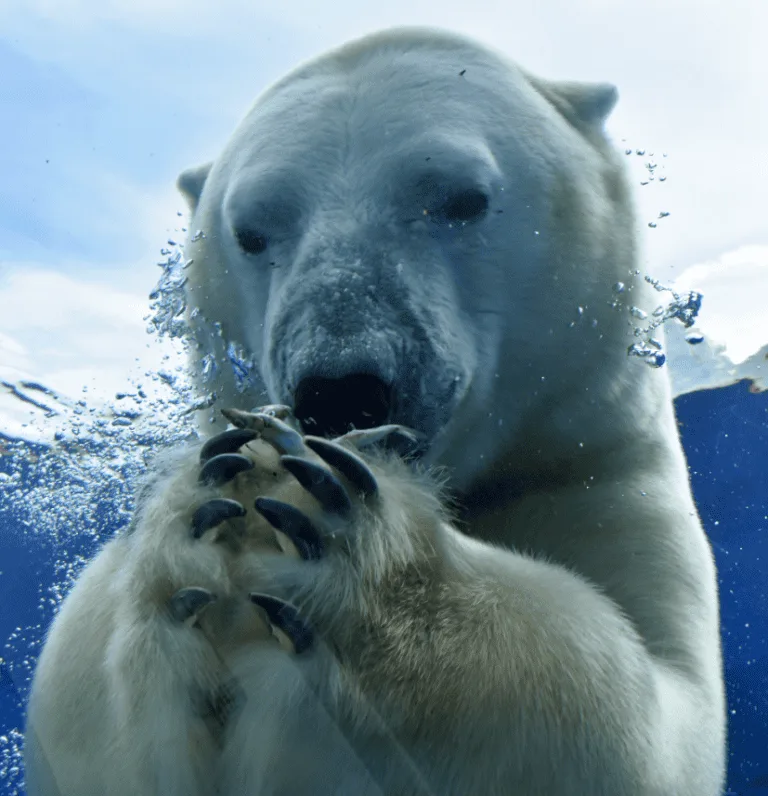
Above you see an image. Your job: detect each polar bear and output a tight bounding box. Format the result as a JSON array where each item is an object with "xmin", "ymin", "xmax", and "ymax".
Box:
[{"xmin": 25, "ymin": 26, "xmax": 726, "ymax": 796}]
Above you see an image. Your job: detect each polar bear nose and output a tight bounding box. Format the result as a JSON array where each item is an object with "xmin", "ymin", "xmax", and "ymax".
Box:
[{"xmin": 293, "ymin": 374, "xmax": 393, "ymax": 438}]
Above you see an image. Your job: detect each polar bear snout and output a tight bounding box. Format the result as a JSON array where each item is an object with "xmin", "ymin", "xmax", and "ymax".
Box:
[
  {"xmin": 293, "ymin": 373, "xmax": 394, "ymax": 438},
  {"xmin": 266, "ymin": 282, "xmax": 465, "ymax": 451}
]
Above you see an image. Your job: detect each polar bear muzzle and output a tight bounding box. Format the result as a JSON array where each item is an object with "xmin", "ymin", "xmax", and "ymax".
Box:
[{"xmin": 293, "ymin": 373, "xmax": 394, "ymax": 439}]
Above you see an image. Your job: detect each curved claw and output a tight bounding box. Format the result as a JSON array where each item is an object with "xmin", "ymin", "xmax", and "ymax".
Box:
[
  {"xmin": 304, "ymin": 436, "xmax": 378, "ymax": 498},
  {"xmin": 249, "ymin": 593, "xmax": 313, "ymax": 654},
  {"xmin": 253, "ymin": 414, "xmax": 306, "ymax": 456},
  {"xmin": 280, "ymin": 456, "xmax": 353, "ymax": 516},
  {"xmin": 336, "ymin": 424, "xmax": 425, "ymax": 457},
  {"xmin": 254, "ymin": 497, "xmax": 325, "ymax": 560},
  {"xmin": 220, "ymin": 409, "xmax": 305, "ymax": 455},
  {"xmin": 169, "ymin": 587, "xmax": 217, "ymax": 626},
  {"xmin": 199, "ymin": 429, "xmax": 258, "ymax": 464},
  {"xmin": 199, "ymin": 453, "xmax": 254, "ymax": 486},
  {"xmin": 221, "ymin": 405, "xmax": 293, "ymax": 429},
  {"xmin": 191, "ymin": 498, "xmax": 246, "ymax": 539},
  {"xmin": 250, "ymin": 404, "xmax": 293, "ymax": 420}
]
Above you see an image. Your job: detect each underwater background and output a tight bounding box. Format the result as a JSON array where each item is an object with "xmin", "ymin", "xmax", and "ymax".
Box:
[{"xmin": 1, "ymin": 1, "xmax": 766, "ymax": 793}]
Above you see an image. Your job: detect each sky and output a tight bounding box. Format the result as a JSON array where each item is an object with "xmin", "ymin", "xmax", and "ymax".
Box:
[{"xmin": 0, "ymin": 0, "xmax": 766, "ymax": 440}]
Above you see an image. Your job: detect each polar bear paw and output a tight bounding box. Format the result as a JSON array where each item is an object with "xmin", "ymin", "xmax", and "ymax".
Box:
[{"xmin": 168, "ymin": 406, "xmax": 425, "ymax": 659}]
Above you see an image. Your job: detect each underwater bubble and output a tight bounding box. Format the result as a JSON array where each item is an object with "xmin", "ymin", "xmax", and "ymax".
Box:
[
  {"xmin": 627, "ymin": 341, "xmax": 666, "ymax": 368},
  {"xmin": 226, "ymin": 341, "xmax": 259, "ymax": 393},
  {"xmin": 625, "ymin": 278, "xmax": 704, "ymax": 368},
  {"xmin": 2, "ymin": 212, "xmax": 271, "ymax": 766},
  {"xmin": 685, "ymin": 332, "xmax": 705, "ymax": 345}
]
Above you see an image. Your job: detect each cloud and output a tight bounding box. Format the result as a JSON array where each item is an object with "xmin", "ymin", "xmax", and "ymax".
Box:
[
  {"xmin": 663, "ymin": 245, "xmax": 768, "ymax": 396},
  {"xmin": 671, "ymin": 245, "xmax": 768, "ymax": 364},
  {"xmin": 0, "ymin": 0, "xmax": 233, "ymax": 33},
  {"xmin": 0, "ymin": 265, "xmax": 181, "ymax": 440},
  {"xmin": 1, "ymin": 0, "xmax": 765, "ymax": 288}
]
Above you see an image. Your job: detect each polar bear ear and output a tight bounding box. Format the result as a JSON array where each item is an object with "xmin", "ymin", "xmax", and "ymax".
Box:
[
  {"xmin": 177, "ymin": 162, "xmax": 213, "ymax": 212},
  {"xmin": 531, "ymin": 78, "xmax": 619, "ymax": 130}
]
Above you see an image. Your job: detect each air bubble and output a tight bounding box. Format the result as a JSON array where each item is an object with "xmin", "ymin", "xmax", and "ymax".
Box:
[{"xmin": 627, "ymin": 342, "xmax": 666, "ymax": 368}]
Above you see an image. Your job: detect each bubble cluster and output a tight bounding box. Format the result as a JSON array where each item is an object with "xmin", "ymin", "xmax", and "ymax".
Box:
[
  {"xmin": 147, "ymin": 236, "xmax": 194, "ymax": 340},
  {"xmin": 620, "ymin": 141, "xmax": 670, "ymax": 227},
  {"xmin": 0, "ymin": 727, "xmax": 24, "ymax": 794},
  {"xmin": 623, "ymin": 278, "xmax": 704, "ymax": 367},
  {"xmin": 0, "ymin": 215, "xmax": 215, "ymax": 790}
]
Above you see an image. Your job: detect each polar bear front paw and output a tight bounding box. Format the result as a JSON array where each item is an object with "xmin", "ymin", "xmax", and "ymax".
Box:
[{"xmin": 169, "ymin": 408, "xmax": 424, "ymax": 658}]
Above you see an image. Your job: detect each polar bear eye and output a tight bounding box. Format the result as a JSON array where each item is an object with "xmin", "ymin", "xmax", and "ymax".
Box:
[
  {"xmin": 234, "ymin": 228, "xmax": 268, "ymax": 256},
  {"xmin": 440, "ymin": 188, "xmax": 489, "ymax": 224}
]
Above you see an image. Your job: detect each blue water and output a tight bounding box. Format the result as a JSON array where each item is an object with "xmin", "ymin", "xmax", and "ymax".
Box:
[{"xmin": 0, "ymin": 379, "xmax": 765, "ymax": 795}]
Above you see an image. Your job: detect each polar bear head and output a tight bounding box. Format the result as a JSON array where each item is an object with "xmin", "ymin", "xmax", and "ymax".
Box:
[{"xmin": 179, "ymin": 27, "xmax": 655, "ymax": 490}]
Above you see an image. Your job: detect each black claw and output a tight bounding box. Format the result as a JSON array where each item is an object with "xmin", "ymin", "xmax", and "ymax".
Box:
[
  {"xmin": 251, "ymin": 404, "xmax": 293, "ymax": 420},
  {"xmin": 280, "ymin": 456, "xmax": 353, "ymax": 516},
  {"xmin": 254, "ymin": 414, "xmax": 306, "ymax": 456},
  {"xmin": 249, "ymin": 593, "xmax": 313, "ymax": 654},
  {"xmin": 199, "ymin": 429, "xmax": 258, "ymax": 463},
  {"xmin": 304, "ymin": 437, "xmax": 378, "ymax": 498},
  {"xmin": 338, "ymin": 424, "xmax": 425, "ymax": 458},
  {"xmin": 382, "ymin": 428, "xmax": 426, "ymax": 458},
  {"xmin": 191, "ymin": 498, "xmax": 246, "ymax": 539},
  {"xmin": 169, "ymin": 587, "xmax": 217, "ymax": 624},
  {"xmin": 199, "ymin": 453, "xmax": 254, "ymax": 486},
  {"xmin": 221, "ymin": 405, "xmax": 293, "ymax": 429},
  {"xmin": 254, "ymin": 497, "xmax": 325, "ymax": 560}
]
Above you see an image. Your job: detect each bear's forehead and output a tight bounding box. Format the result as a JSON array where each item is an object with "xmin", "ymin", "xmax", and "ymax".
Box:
[
  {"xmin": 222, "ymin": 50, "xmax": 541, "ymax": 175},
  {"xmin": 253, "ymin": 64, "xmax": 509, "ymax": 130},
  {"xmin": 265, "ymin": 31, "xmax": 518, "ymax": 103}
]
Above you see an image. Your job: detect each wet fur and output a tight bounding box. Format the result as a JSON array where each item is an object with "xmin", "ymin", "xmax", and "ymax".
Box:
[{"xmin": 26, "ymin": 26, "xmax": 725, "ymax": 796}]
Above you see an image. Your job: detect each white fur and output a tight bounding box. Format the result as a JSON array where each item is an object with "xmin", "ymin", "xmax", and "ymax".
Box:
[{"xmin": 26, "ymin": 27, "xmax": 726, "ymax": 795}]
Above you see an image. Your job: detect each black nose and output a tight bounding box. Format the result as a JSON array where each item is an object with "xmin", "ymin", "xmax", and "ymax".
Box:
[{"xmin": 293, "ymin": 374, "xmax": 393, "ymax": 438}]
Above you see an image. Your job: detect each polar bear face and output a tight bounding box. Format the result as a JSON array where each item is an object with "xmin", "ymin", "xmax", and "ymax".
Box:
[{"xmin": 180, "ymin": 28, "xmax": 645, "ymax": 490}]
